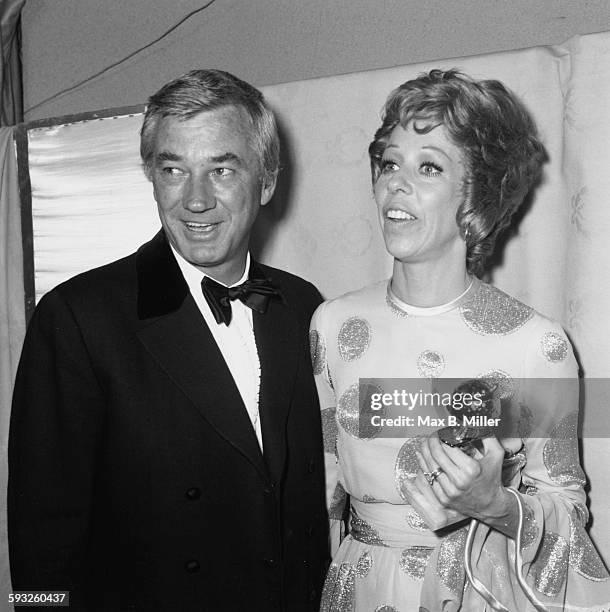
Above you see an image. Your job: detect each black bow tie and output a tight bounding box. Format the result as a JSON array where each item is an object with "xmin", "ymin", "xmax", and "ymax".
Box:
[{"xmin": 201, "ymin": 274, "xmax": 282, "ymax": 325}]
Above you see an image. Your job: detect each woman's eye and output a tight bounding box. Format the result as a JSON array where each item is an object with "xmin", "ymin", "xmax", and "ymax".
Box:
[
  {"xmin": 420, "ymin": 162, "xmax": 442, "ymax": 176},
  {"xmin": 380, "ymin": 160, "xmax": 399, "ymax": 174}
]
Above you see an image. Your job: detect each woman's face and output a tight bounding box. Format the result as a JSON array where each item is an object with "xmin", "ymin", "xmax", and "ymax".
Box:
[{"xmin": 374, "ymin": 122, "xmax": 466, "ymax": 267}]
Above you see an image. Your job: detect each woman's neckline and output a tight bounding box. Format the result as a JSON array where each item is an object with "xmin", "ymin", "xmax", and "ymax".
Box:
[{"xmin": 386, "ymin": 276, "xmax": 478, "ymax": 317}]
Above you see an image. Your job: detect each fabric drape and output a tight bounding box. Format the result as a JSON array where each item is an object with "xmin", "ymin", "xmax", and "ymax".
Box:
[
  {"xmin": 0, "ymin": 0, "xmax": 25, "ymax": 126},
  {"xmin": 0, "ymin": 125, "xmax": 24, "ymax": 603}
]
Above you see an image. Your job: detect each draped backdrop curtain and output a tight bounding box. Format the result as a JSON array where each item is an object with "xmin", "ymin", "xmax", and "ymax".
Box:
[
  {"xmin": 2, "ymin": 29, "xmax": 610, "ymax": 599},
  {"xmin": 0, "ymin": 0, "xmax": 25, "ymax": 126},
  {"xmin": 0, "ymin": 126, "xmax": 23, "ymax": 604},
  {"xmin": 1, "ymin": 2, "xmax": 25, "ymax": 604}
]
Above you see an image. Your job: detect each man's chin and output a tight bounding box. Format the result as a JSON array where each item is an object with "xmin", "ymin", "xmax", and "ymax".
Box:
[{"xmin": 178, "ymin": 239, "xmax": 221, "ymax": 264}]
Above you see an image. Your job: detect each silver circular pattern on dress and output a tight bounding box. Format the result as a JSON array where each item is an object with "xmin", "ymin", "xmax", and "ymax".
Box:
[
  {"xmin": 436, "ymin": 528, "xmax": 468, "ymax": 595},
  {"xmin": 375, "ymin": 606, "xmax": 399, "ymax": 612},
  {"xmin": 338, "ymin": 317, "xmax": 371, "ymax": 361},
  {"xmin": 336, "ymin": 383, "xmax": 361, "ymax": 438},
  {"xmin": 531, "ymin": 531, "xmax": 569, "ymax": 597},
  {"xmin": 405, "ymin": 508, "xmax": 429, "ymax": 531},
  {"xmin": 569, "ymin": 507, "xmax": 610, "ymax": 580},
  {"xmin": 543, "ymin": 412, "xmax": 586, "ymax": 486},
  {"xmin": 309, "ymin": 329, "xmax": 327, "ymax": 375},
  {"xmin": 321, "ymin": 407, "xmax": 338, "ymax": 455},
  {"xmin": 356, "ymin": 551, "xmax": 373, "ymax": 578},
  {"xmin": 350, "ymin": 509, "xmax": 388, "ymax": 547},
  {"xmin": 399, "ymin": 546, "xmax": 434, "ymax": 580},
  {"xmin": 330, "ymin": 562, "xmax": 356, "ymax": 612},
  {"xmin": 460, "ymin": 283, "xmax": 533, "ymax": 335},
  {"xmin": 417, "ymin": 350, "xmax": 445, "ymax": 378},
  {"xmin": 362, "ymin": 494, "xmax": 378, "ymax": 503},
  {"xmin": 540, "ymin": 331, "xmax": 569, "ymax": 362},
  {"xmin": 337, "ymin": 382, "xmax": 384, "ymax": 439},
  {"xmin": 329, "ymin": 482, "xmax": 348, "ymax": 520},
  {"xmin": 477, "ymin": 369, "xmax": 515, "ymax": 399},
  {"xmin": 395, "ymin": 438, "xmax": 423, "ymax": 502}
]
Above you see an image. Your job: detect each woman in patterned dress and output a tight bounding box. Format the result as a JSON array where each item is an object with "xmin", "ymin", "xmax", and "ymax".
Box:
[{"xmin": 311, "ymin": 70, "xmax": 610, "ymax": 611}]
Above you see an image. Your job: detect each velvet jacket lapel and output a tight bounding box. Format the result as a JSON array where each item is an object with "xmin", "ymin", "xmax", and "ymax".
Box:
[{"xmin": 134, "ymin": 232, "xmax": 269, "ymax": 478}]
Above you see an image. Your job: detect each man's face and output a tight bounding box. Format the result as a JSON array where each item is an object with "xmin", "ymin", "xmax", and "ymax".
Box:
[{"xmin": 150, "ymin": 106, "xmax": 275, "ymax": 284}]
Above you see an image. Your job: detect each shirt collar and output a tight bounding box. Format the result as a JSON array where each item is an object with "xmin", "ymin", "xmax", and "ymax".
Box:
[{"xmin": 170, "ymin": 245, "xmax": 250, "ymax": 291}]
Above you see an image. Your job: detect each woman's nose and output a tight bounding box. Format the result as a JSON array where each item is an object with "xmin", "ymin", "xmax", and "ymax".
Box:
[
  {"xmin": 387, "ymin": 170, "xmax": 413, "ymax": 194},
  {"xmin": 184, "ymin": 176, "xmax": 215, "ymax": 211}
]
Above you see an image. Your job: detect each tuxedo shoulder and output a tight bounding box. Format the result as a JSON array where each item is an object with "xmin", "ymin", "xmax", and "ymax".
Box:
[
  {"xmin": 54, "ymin": 253, "xmax": 136, "ymax": 297},
  {"xmin": 258, "ymin": 263, "xmax": 322, "ymax": 311},
  {"xmin": 37, "ymin": 252, "xmax": 138, "ymax": 318}
]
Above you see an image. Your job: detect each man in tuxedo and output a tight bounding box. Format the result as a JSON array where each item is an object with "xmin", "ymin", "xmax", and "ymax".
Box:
[{"xmin": 8, "ymin": 69, "xmax": 329, "ymax": 611}]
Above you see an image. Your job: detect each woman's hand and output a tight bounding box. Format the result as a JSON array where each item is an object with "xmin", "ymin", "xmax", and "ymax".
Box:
[
  {"xmin": 401, "ymin": 470, "xmax": 467, "ymax": 531},
  {"xmin": 418, "ymin": 435, "xmax": 519, "ymax": 538}
]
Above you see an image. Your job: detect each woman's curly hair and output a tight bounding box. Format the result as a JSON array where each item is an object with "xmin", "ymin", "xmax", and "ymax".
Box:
[{"xmin": 369, "ymin": 69, "xmax": 547, "ymax": 276}]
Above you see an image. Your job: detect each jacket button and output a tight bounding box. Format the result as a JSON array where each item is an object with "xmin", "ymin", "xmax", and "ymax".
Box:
[
  {"xmin": 305, "ymin": 525, "xmax": 314, "ymax": 537},
  {"xmin": 185, "ymin": 559, "xmax": 200, "ymax": 573},
  {"xmin": 185, "ymin": 487, "xmax": 201, "ymax": 500},
  {"xmin": 264, "ymin": 482, "xmax": 276, "ymax": 495},
  {"xmin": 264, "ymin": 558, "xmax": 277, "ymax": 567},
  {"xmin": 309, "ymin": 588, "xmax": 318, "ymax": 602},
  {"xmin": 307, "ymin": 459, "xmax": 316, "ymax": 473}
]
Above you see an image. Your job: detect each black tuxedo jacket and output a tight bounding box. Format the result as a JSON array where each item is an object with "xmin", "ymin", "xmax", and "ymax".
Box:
[{"xmin": 8, "ymin": 231, "xmax": 329, "ymax": 611}]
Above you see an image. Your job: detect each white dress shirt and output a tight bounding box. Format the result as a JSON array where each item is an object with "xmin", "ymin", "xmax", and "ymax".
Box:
[{"xmin": 171, "ymin": 247, "xmax": 263, "ymax": 450}]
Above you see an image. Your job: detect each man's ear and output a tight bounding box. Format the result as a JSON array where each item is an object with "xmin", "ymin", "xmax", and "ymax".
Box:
[
  {"xmin": 143, "ymin": 162, "xmax": 154, "ymax": 183},
  {"xmin": 260, "ymin": 171, "xmax": 278, "ymax": 206}
]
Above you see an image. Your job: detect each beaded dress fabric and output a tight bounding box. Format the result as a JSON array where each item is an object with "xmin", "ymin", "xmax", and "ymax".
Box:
[{"xmin": 310, "ymin": 278, "xmax": 610, "ymax": 611}]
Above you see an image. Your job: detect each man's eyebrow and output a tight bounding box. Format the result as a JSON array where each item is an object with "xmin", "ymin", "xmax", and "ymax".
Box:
[
  {"xmin": 209, "ymin": 152, "xmax": 243, "ymax": 165},
  {"xmin": 154, "ymin": 151, "xmax": 244, "ymax": 165},
  {"xmin": 155, "ymin": 151, "xmax": 182, "ymax": 163}
]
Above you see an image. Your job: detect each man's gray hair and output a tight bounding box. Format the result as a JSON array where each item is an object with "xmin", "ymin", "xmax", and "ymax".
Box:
[{"xmin": 140, "ymin": 69, "xmax": 280, "ymax": 187}]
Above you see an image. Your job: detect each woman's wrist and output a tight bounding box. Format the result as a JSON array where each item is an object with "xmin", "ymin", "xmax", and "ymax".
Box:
[{"xmin": 476, "ymin": 486, "xmax": 520, "ymax": 538}]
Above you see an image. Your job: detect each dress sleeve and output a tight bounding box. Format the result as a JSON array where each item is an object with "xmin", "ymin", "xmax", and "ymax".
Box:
[
  {"xmin": 310, "ymin": 301, "xmax": 347, "ymax": 556},
  {"xmin": 454, "ymin": 319, "xmax": 610, "ymax": 611},
  {"xmin": 8, "ymin": 289, "xmax": 105, "ymax": 602},
  {"xmin": 508, "ymin": 319, "xmax": 610, "ymax": 608}
]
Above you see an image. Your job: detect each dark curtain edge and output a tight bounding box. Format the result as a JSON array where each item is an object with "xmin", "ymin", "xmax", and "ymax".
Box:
[
  {"xmin": 13, "ymin": 124, "xmax": 32, "ymax": 321},
  {"xmin": 0, "ymin": 0, "xmax": 25, "ymax": 126},
  {"xmin": 23, "ymin": 103, "xmax": 145, "ymax": 130}
]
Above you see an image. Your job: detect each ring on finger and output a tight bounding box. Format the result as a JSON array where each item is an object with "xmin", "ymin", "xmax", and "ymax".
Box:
[{"xmin": 424, "ymin": 467, "xmax": 444, "ymax": 486}]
